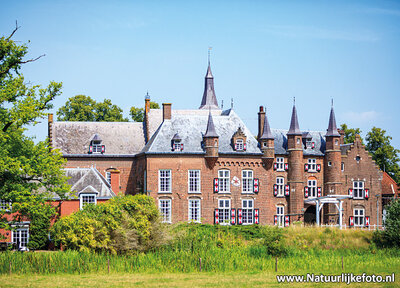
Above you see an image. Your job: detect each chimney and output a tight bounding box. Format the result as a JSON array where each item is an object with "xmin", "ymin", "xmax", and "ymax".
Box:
[
  {"xmin": 144, "ymin": 92, "xmax": 150, "ymax": 143},
  {"xmin": 48, "ymin": 113, "xmax": 53, "ymax": 148},
  {"xmin": 163, "ymin": 103, "xmax": 172, "ymax": 121},
  {"xmin": 338, "ymin": 129, "xmax": 345, "ymax": 145},
  {"xmin": 257, "ymin": 106, "xmax": 265, "ymax": 140}
]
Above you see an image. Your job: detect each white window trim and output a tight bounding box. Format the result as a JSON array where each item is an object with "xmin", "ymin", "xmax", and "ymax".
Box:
[
  {"xmin": 354, "ymin": 207, "xmax": 365, "ymax": 227},
  {"xmin": 242, "ymin": 199, "xmax": 254, "ymax": 225},
  {"xmin": 218, "ymin": 198, "xmax": 231, "ymax": 225},
  {"xmin": 276, "ymin": 177, "xmax": 284, "ymax": 197},
  {"xmin": 79, "ymin": 193, "xmax": 97, "ymax": 210},
  {"xmin": 276, "ymin": 157, "xmax": 285, "ymax": 171},
  {"xmin": 308, "ymin": 179, "xmax": 317, "ymax": 198},
  {"xmin": 159, "ymin": 199, "xmax": 172, "ymax": 223},
  {"xmin": 11, "ymin": 225, "xmax": 29, "ymax": 250},
  {"xmin": 188, "ymin": 170, "xmax": 201, "ymax": 193},
  {"xmin": 308, "ymin": 158, "xmax": 317, "ymax": 172},
  {"xmin": 106, "ymin": 171, "xmax": 111, "ymax": 184},
  {"xmin": 277, "ymin": 205, "xmax": 284, "ymax": 227},
  {"xmin": 158, "ymin": 169, "xmax": 172, "ymax": 193},
  {"xmin": 218, "ymin": 170, "xmax": 230, "ymax": 193},
  {"xmin": 0, "ymin": 199, "xmax": 12, "ymax": 212},
  {"xmin": 236, "ymin": 139, "xmax": 244, "ymax": 151},
  {"xmin": 353, "ymin": 181, "xmax": 364, "ymax": 199},
  {"xmin": 241, "ymin": 170, "xmax": 254, "ymax": 193},
  {"xmin": 188, "ymin": 198, "xmax": 201, "ymax": 223}
]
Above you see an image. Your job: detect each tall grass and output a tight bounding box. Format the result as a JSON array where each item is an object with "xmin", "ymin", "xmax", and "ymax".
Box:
[{"xmin": 0, "ymin": 224, "xmax": 399, "ymax": 275}]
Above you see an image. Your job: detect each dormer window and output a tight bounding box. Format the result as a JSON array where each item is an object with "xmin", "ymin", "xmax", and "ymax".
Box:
[
  {"xmin": 235, "ymin": 139, "xmax": 245, "ymax": 151},
  {"xmin": 80, "ymin": 193, "xmax": 97, "ymax": 210},
  {"xmin": 232, "ymin": 127, "xmax": 247, "ymax": 152},
  {"xmin": 171, "ymin": 133, "xmax": 184, "ymax": 152},
  {"xmin": 306, "ymin": 140, "xmax": 315, "ymax": 149},
  {"xmin": 89, "ymin": 134, "xmax": 105, "ymax": 154}
]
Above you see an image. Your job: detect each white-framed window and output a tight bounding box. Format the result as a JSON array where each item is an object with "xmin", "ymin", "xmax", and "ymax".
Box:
[
  {"xmin": 106, "ymin": 172, "xmax": 111, "ymax": 184},
  {"xmin": 308, "ymin": 158, "xmax": 317, "ymax": 172},
  {"xmin": 159, "ymin": 170, "xmax": 171, "ymax": 193},
  {"xmin": 218, "ymin": 199, "xmax": 231, "ymax": 225},
  {"xmin": 276, "ymin": 177, "xmax": 284, "ymax": 197},
  {"xmin": 242, "ymin": 170, "xmax": 253, "ymax": 193},
  {"xmin": 159, "ymin": 199, "xmax": 171, "ymax": 223},
  {"xmin": 80, "ymin": 193, "xmax": 97, "ymax": 210},
  {"xmin": 218, "ymin": 170, "xmax": 230, "ymax": 193},
  {"xmin": 353, "ymin": 181, "xmax": 364, "ymax": 199},
  {"xmin": 188, "ymin": 199, "xmax": 201, "ymax": 223},
  {"xmin": 308, "ymin": 179, "xmax": 317, "ymax": 198},
  {"xmin": 277, "ymin": 205, "xmax": 284, "ymax": 227},
  {"xmin": 173, "ymin": 140, "xmax": 182, "ymax": 151},
  {"xmin": 188, "ymin": 170, "xmax": 201, "ymax": 193},
  {"xmin": 306, "ymin": 140, "xmax": 313, "ymax": 149},
  {"xmin": 0, "ymin": 199, "xmax": 11, "ymax": 212},
  {"xmin": 242, "ymin": 199, "xmax": 254, "ymax": 225},
  {"xmin": 12, "ymin": 227, "xmax": 29, "ymax": 250},
  {"xmin": 236, "ymin": 139, "xmax": 244, "ymax": 151},
  {"xmin": 341, "ymin": 162, "xmax": 345, "ymax": 171},
  {"xmin": 354, "ymin": 208, "xmax": 365, "ymax": 227},
  {"xmin": 276, "ymin": 157, "xmax": 284, "ymax": 171},
  {"xmin": 91, "ymin": 140, "xmax": 103, "ymax": 154}
]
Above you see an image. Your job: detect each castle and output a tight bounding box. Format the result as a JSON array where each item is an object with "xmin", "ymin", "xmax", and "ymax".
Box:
[{"xmin": 48, "ymin": 61, "xmax": 398, "ymax": 228}]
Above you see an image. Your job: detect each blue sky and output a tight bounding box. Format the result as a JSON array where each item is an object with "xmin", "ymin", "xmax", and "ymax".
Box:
[{"xmin": 1, "ymin": 0, "xmax": 400, "ymax": 149}]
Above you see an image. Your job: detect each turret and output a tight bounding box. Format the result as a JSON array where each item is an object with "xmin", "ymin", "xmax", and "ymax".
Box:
[
  {"xmin": 199, "ymin": 61, "xmax": 219, "ymax": 110},
  {"xmin": 259, "ymin": 110, "xmax": 275, "ymax": 167},
  {"xmin": 203, "ymin": 111, "xmax": 219, "ymax": 168},
  {"xmin": 286, "ymin": 100, "xmax": 304, "ymax": 220}
]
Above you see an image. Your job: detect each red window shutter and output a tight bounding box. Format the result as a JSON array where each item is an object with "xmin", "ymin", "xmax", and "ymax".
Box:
[
  {"xmin": 317, "ymin": 187, "xmax": 322, "ymax": 197},
  {"xmin": 284, "ymin": 185, "xmax": 290, "ymax": 196},
  {"xmin": 235, "ymin": 143, "xmax": 238, "ymax": 150},
  {"xmin": 214, "ymin": 178, "xmax": 219, "ymax": 193},
  {"xmin": 101, "ymin": 145, "xmax": 105, "ymax": 154},
  {"xmin": 312, "ymin": 142, "xmax": 315, "ymax": 149},
  {"xmin": 304, "ymin": 164, "xmax": 309, "ymax": 172},
  {"xmin": 214, "ymin": 209, "xmax": 219, "ymax": 224},
  {"xmin": 304, "ymin": 186, "xmax": 309, "ymax": 198},
  {"xmin": 89, "ymin": 145, "xmax": 93, "ymax": 154},
  {"xmin": 364, "ymin": 189, "xmax": 369, "ymax": 199},
  {"xmin": 274, "ymin": 215, "xmax": 278, "ymax": 225},
  {"xmin": 349, "ymin": 216, "xmax": 354, "ymax": 227},
  {"xmin": 181, "ymin": 144, "xmax": 184, "ymax": 151},
  {"xmin": 284, "ymin": 163, "xmax": 289, "ymax": 171},
  {"xmin": 317, "ymin": 164, "xmax": 321, "ymax": 172},
  {"xmin": 273, "ymin": 184, "xmax": 278, "ymax": 196},
  {"xmin": 348, "ymin": 188, "xmax": 353, "ymax": 198},
  {"xmin": 365, "ymin": 216, "xmax": 370, "ymax": 227},
  {"xmin": 231, "ymin": 209, "xmax": 236, "ymax": 225},
  {"xmin": 237, "ymin": 209, "xmax": 242, "ymax": 225},
  {"xmin": 273, "ymin": 163, "xmax": 277, "ymax": 170},
  {"xmin": 284, "ymin": 216, "xmax": 290, "ymax": 227},
  {"xmin": 254, "ymin": 209, "xmax": 259, "ymax": 224},
  {"xmin": 253, "ymin": 178, "xmax": 259, "ymax": 193},
  {"xmin": 244, "ymin": 143, "xmax": 247, "ymax": 151}
]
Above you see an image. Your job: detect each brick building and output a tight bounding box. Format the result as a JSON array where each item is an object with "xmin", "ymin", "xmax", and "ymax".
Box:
[{"xmin": 47, "ymin": 62, "xmax": 397, "ymax": 228}]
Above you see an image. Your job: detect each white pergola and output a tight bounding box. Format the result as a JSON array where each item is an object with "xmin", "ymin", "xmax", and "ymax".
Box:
[{"xmin": 304, "ymin": 195, "xmax": 352, "ymax": 229}]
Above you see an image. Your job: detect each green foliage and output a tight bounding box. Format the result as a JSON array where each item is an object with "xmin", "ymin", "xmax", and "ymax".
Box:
[
  {"xmin": 366, "ymin": 127, "xmax": 400, "ymax": 184},
  {"xmin": 130, "ymin": 102, "xmax": 159, "ymax": 122},
  {"xmin": 56, "ymin": 95, "xmax": 128, "ymax": 122},
  {"xmin": 0, "ymin": 26, "xmax": 70, "ymax": 244},
  {"xmin": 374, "ymin": 199, "xmax": 400, "ymax": 248},
  {"xmin": 340, "ymin": 123, "xmax": 362, "ymax": 144},
  {"xmin": 51, "ymin": 195, "xmax": 163, "ymax": 254}
]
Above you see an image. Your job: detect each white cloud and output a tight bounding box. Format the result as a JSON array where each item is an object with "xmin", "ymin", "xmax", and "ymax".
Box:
[{"xmin": 341, "ymin": 110, "xmax": 379, "ymax": 124}]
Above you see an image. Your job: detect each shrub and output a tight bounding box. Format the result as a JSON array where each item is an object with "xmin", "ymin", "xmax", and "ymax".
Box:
[
  {"xmin": 374, "ymin": 199, "xmax": 400, "ymax": 248},
  {"xmin": 259, "ymin": 226, "xmax": 288, "ymax": 256},
  {"xmin": 51, "ymin": 195, "xmax": 165, "ymax": 253}
]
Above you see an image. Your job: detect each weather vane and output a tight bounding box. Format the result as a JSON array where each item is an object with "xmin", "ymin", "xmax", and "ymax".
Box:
[{"xmin": 208, "ymin": 47, "xmax": 212, "ymax": 64}]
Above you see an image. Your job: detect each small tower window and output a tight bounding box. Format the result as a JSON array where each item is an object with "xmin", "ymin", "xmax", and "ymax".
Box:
[{"xmin": 335, "ymin": 139, "xmax": 339, "ymax": 145}]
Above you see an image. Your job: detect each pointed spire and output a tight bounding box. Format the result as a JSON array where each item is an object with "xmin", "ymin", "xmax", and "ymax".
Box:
[
  {"xmin": 199, "ymin": 56, "xmax": 219, "ymax": 110},
  {"xmin": 260, "ymin": 110, "xmax": 274, "ymax": 140},
  {"xmin": 204, "ymin": 111, "xmax": 219, "ymax": 137},
  {"xmin": 287, "ymin": 99, "xmax": 301, "ymax": 135},
  {"xmin": 326, "ymin": 101, "xmax": 340, "ymax": 137}
]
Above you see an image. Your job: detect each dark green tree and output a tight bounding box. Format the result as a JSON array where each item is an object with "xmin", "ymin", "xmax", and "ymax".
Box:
[
  {"xmin": 366, "ymin": 127, "xmax": 400, "ymax": 184},
  {"xmin": 340, "ymin": 124, "xmax": 362, "ymax": 144},
  {"xmin": 57, "ymin": 95, "xmax": 128, "ymax": 122},
  {"xmin": 130, "ymin": 102, "xmax": 160, "ymax": 122},
  {"xmin": 0, "ymin": 24, "xmax": 70, "ymax": 249}
]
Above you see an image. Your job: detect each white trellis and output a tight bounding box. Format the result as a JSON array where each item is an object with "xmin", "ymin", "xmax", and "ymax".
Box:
[{"xmin": 304, "ymin": 195, "xmax": 352, "ymax": 229}]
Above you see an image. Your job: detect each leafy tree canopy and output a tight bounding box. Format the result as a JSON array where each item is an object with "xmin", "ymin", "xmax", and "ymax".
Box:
[
  {"xmin": 130, "ymin": 102, "xmax": 160, "ymax": 122},
  {"xmin": 0, "ymin": 24, "xmax": 70, "ymax": 248},
  {"xmin": 57, "ymin": 95, "xmax": 128, "ymax": 122},
  {"xmin": 339, "ymin": 124, "xmax": 362, "ymax": 144},
  {"xmin": 366, "ymin": 127, "xmax": 400, "ymax": 184}
]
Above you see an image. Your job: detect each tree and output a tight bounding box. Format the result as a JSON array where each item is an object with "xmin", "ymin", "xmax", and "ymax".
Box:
[
  {"xmin": 373, "ymin": 199, "xmax": 400, "ymax": 248},
  {"xmin": 130, "ymin": 102, "xmax": 160, "ymax": 122},
  {"xmin": 0, "ymin": 24, "xmax": 70, "ymax": 249},
  {"xmin": 56, "ymin": 95, "xmax": 128, "ymax": 122},
  {"xmin": 366, "ymin": 127, "xmax": 400, "ymax": 184},
  {"xmin": 340, "ymin": 124, "xmax": 362, "ymax": 144}
]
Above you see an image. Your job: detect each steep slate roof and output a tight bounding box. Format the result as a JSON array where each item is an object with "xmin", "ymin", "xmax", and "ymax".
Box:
[
  {"xmin": 259, "ymin": 112, "xmax": 274, "ymax": 140},
  {"xmin": 326, "ymin": 106, "xmax": 340, "ymax": 137},
  {"xmin": 52, "ymin": 122, "xmax": 145, "ymax": 155},
  {"xmin": 51, "ymin": 167, "xmax": 116, "ymax": 200},
  {"xmin": 199, "ymin": 64, "xmax": 219, "ymax": 110},
  {"xmin": 142, "ymin": 109, "xmax": 260, "ymax": 154},
  {"xmin": 272, "ymin": 129, "xmax": 326, "ymax": 156},
  {"xmin": 204, "ymin": 111, "xmax": 219, "ymax": 137},
  {"xmin": 287, "ymin": 104, "xmax": 302, "ymax": 135}
]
